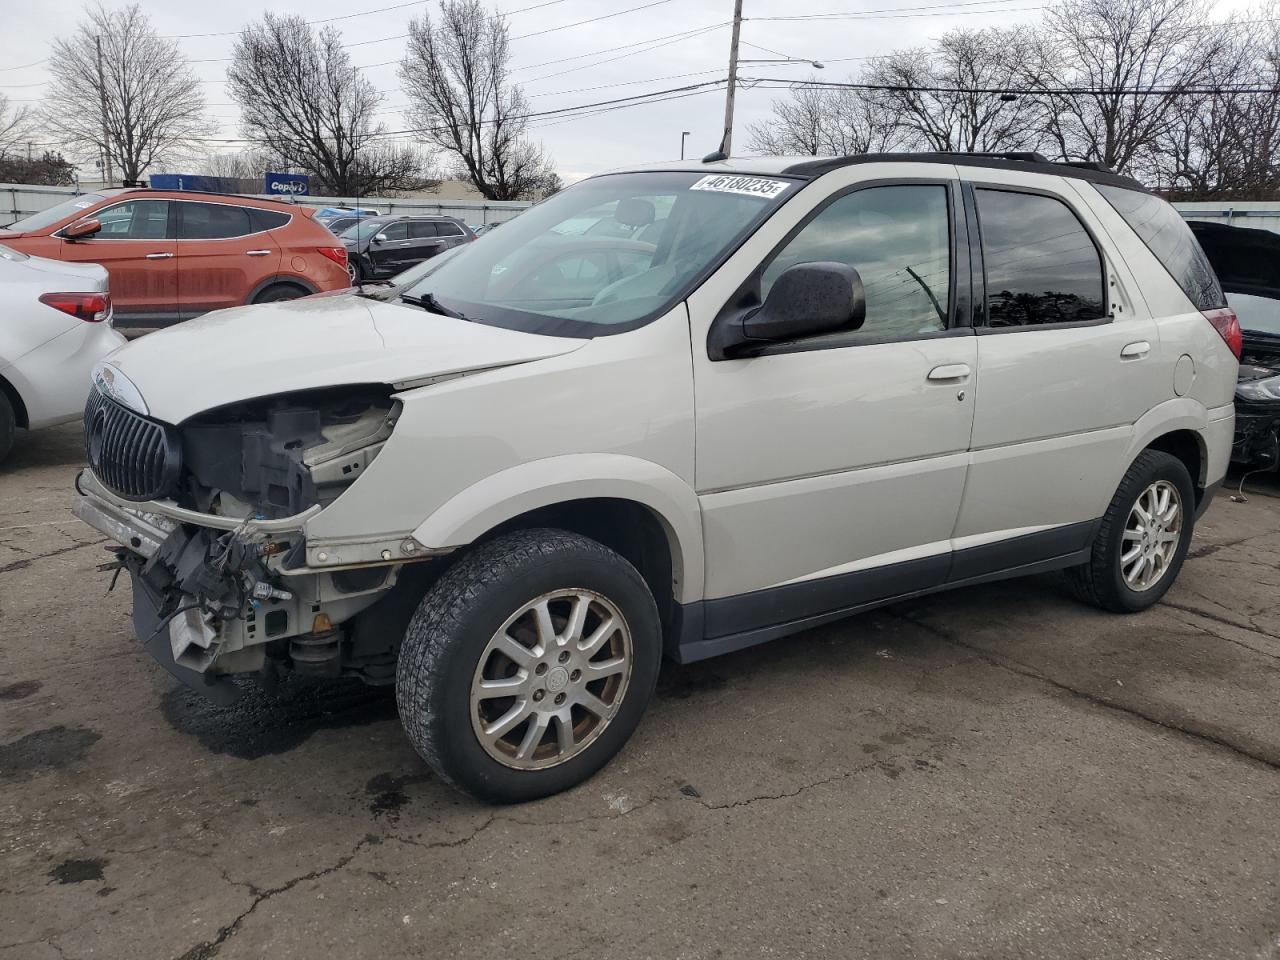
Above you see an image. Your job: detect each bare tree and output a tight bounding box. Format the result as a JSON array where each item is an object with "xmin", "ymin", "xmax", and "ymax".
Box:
[
  {"xmin": 1032, "ymin": 0, "xmax": 1222, "ymax": 174},
  {"xmin": 865, "ymin": 27, "xmax": 1048, "ymax": 153},
  {"xmin": 229, "ymin": 14, "xmax": 432, "ymax": 195},
  {"xmin": 198, "ymin": 148, "xmax": 273, "ymax": 181},
  {"xmin": 0, "ymin": 94, "xmax": 34, "ymax": 161},
  {"xmin": 400, "ymin": 0, "xmax": 556, "ymax": 201},
  {"xmin": 1151, "ymin": 11, "xmax": 1280, "ymax": 197},
  {"xmin": 44, "ymin": 3, "xmax": 208, "ymax": 183},
  {"xmin": 746, "ymin": 79, "xmax": 905, "ymax": 156}
]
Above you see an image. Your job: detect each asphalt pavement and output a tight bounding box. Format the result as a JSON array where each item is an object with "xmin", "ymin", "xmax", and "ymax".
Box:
[{"xmin": 3, "ymin": 422, "xmax": 1280, "ymax": 960}]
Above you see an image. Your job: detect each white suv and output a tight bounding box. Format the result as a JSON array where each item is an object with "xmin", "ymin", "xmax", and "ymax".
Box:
[{"xmin": 73, "ymin": 153, "xmax": 1239, "ymax": 802}]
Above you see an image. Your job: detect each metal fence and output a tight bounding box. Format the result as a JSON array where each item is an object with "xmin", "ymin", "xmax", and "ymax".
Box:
[
  {"xmin": 1174, "ymin": 201, "xmax": 1280, "ymax": 234},
  {"xmin": 1, "ymin": 182, "xmax": 532, "ymax": 227}
]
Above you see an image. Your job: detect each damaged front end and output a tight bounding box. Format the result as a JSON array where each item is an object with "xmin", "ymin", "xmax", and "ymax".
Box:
[
  {"xmin": 1234, "ymin": 336, "xmax": 1280, "ymax": 470},
  {"xmin": 75, "ymin": 383, "xmax": 442, "ymax": 704}
]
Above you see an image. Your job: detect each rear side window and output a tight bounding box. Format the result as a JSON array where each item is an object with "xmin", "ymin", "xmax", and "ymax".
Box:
[
  {"xmin": 1094, "ymin": 184, "xmax": 1225, "ymax": 311},
  {"xmin": 976, "ymin": 189, "xmax": 1107, "ymax": 327},
  {"xmin": 410, "ymin": 221, "xmax": 439, "ymax": 239},
  {"xmin": 179, "ymin": 202, "xmax": 250, "ymax": 240},
  {"xmin": 249, "ymin": 208, "xmax": 290, "ymax": 232},
  {"xmin": 438, "ymin": 221, "xmax": 465, "ymax": 237}
]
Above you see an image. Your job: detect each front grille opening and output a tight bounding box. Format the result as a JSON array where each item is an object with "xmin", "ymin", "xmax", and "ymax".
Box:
[{"xmin": 83, "ymin": 390, "xmax": 181, "ymax": 501}]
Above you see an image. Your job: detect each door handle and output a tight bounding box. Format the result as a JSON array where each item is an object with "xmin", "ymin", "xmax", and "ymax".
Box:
[
  {"xmin": 245, "ymin": 249, "xmax": 271, "ymax": 257},
  {"xmin": 1121, "ymin": 341, "xmax": 1151, "ymax": 359},
  {"xmin": 927, "ymin": 363, "xmax": 972, "ymax": 381},
  {"xmin": 145, "ymin": 252, "xmax": 173, "ymax": 260}
]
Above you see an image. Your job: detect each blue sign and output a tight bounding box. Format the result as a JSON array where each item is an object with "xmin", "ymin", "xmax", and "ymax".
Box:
[
  {"xmin": 265, "ymin": 172, "xmax": 310, "ymax": 196},
  {"xmin": 149, "ymin": 174, "xmax": 243, "ymax": 194}
]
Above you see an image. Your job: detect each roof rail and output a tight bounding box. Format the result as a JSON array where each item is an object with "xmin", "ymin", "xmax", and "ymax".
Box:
[{"xmin": 780, "ymin": 151, "xmax": 1142, "ymax": 191}]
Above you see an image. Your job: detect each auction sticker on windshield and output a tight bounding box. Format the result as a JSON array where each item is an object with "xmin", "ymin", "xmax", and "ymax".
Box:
[{"xmin": 690, "ymin": 175, "xmax": 791, "ymax": 198}]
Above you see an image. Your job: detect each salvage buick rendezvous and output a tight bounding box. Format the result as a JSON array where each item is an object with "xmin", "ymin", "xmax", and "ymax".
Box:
[{"xmin": 75, "ymin": 154, "xmax": 1239, "ymax": 802}]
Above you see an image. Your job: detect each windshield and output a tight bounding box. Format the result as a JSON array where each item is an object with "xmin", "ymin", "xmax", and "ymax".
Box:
[
  {"xmin": 400, "ymin": 170, "xmax": 799, "ymax": 336},
  {"xmin": 3, "ymin": 193, "xmax": 106, "ymax": 232},
  {"xmin": 340, "ymin": 219, "xmax": 391, "ymax": 241}
]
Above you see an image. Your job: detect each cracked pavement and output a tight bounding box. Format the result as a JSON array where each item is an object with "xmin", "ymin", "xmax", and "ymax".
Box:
[{"xmin": 4, "ymin": 423, "xmax": 1280, "ymax": 959}]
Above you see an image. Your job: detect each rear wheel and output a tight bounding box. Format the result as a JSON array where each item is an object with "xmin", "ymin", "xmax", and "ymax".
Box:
[
  {"xmin": 1068, "ymin": 450, "xmax": 1195, "ymax": 613},
  {"xmin": 252, "ymin": 283, "xmax": 306, "ymax": 304},
  {"xmin": 396, "ymin": 528, "xmax": 661, "ymax": 803}
]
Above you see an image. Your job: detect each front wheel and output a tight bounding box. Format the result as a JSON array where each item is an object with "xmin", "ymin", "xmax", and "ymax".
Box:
[
  {"xmin": 396, "ymin": 529, "xmax": 661, "ymax": 803},
  {"xmin": 1068, "ymin": 449, "xmax": 1196, "ymax": 613}
]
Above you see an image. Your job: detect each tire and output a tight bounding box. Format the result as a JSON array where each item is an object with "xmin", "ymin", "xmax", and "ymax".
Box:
[
  {"xmin": 252, "ymin": 283, "xmax": 306, "ymax": 304},
  {"xmin": 0, "ymin": 390, "xmax": 14, "ymax": 464},
  {"xmin": 347, "ymin": 259, "xmax": 363, "ymax": 285},
  {"xmin": 1067, "ymin": 449, "xmax": 1196, "ymax": 613},
  {"xmin": 396, "ymin": 528, "xmax": 662, "ymax": 803}
]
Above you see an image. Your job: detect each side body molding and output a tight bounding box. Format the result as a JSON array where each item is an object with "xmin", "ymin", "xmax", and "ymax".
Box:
[{"xmin": 412, "ymin": 454, "xmax": 705, "ymax": 604}]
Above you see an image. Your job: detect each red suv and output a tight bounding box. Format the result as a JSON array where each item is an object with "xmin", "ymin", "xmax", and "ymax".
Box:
[{"xmin": 0, "ymin": 189, "xmax": 350, "ymax": 327}]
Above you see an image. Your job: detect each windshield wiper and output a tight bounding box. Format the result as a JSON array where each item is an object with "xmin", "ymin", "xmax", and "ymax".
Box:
[{"xmin": 400, "ymin": 291, "xmax": 469, "ymax": 320}]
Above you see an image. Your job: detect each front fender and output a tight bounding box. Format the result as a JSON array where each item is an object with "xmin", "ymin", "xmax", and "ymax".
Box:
[{"xmin": 412, "ymin": 454, "xmax": 705, "ymax": 604}]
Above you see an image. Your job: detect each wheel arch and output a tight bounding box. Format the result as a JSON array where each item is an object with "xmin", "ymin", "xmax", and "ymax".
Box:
[
  {"xmin": 247, "ymin": 275, "xmax": 318, "ymax": 303},
  {"xmin": 411, "ymin": 455, "xmax": 704, "ymax": 606},
  {"xmin": 1127, "ymin": 399, "xmax": 1213, "ymax": 505},
  {"xmin": 0, "ymin": 371, "xmax": 29, "ymax": 429}
]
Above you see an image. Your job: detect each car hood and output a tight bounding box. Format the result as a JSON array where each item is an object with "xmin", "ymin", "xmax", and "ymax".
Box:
[{"xmin": 105, "ymin": 295, "xmax": 587, "ymax": 423}]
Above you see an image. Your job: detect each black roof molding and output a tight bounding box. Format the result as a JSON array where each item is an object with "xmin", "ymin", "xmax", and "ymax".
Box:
[{"xmin": 781, "ymin": 151, "xmax": 1149, "ymax": 192}]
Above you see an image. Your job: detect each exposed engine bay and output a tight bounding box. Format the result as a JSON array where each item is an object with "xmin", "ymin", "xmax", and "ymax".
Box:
[
  {"xmin": 1235, "ymin": 337, "xmax": 1280, "ymax": 469},
  {"xmin": 77, "ymin": 384, "xmax": 435, "ymax": 704}
]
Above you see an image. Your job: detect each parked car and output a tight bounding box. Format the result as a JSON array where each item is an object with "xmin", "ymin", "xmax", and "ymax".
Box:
[
  {"xmin": 73, "ymin": 153, "xmax": 1238, "ymax": 803},
  {"xmin": 1188, "ymin": 220, "xmax": 1280, "ymax": 469},
  {"xmin": 0, "ymin": 189, "xmax": 350, "ymax": 327},
  {"xmin": 315, "ymin": 206, "xmax": 379, "ymax": 225},
  {"xmin": 0, "ymin": 244, "xmax": 125, "ymax": 462},
  {"xmin": 471, "ymin": 222, "xmax": 503, "ymax": 237},
  {"xmin": 320, "ymin": 215, "xmax": 363, "ymax": 237},
  {"xmin": 340, "ymin": 215, "xmax": 474, "ymax": 284}
]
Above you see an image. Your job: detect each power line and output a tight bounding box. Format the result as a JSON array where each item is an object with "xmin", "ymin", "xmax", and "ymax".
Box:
[
  {"xmin": 747, "ymin": 75, "xmax": 1280, "ymax": 96},
  {"xmin": 510, "ymin": 0, "xmax": 678, "ymax": 40},
  {"xmin": 523, "ymin": 23, "xmax": 727, "ymax": 82},
  {"xmin": 750, "ymin": 0, "xmax": 1038, "ymax": 21},
  {"xmin": 22, "ymin": 78, "xmax": 729, "ymax": 147}
]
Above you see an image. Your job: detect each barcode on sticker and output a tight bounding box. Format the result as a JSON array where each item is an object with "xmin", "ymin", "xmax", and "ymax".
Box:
[{"xmin": 690, "ymin": 175, "xmax": 790, "ymax": 198}]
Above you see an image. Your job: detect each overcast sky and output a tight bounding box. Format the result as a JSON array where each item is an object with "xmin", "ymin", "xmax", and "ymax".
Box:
[{"xmin": 0, "ymin": 0, "xmax": 1255, "ymax": 183}]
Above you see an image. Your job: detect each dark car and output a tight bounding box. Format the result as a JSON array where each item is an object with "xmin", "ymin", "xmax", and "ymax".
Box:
[
  {"xmin": 1190, "ymin": 219, "xmax": 1280, "ymax": 469},
  {"xmin": 339, "ymin": 215, "xmax": 474, "ymax": 284},
  {"xmin": 321, "ymin": 215, "xmax": 362, "ymax": 236}
]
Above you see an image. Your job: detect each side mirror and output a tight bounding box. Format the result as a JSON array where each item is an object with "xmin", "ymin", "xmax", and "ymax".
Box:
[
  {"xmin": 64, "ymin": 218, "xmax": 102, "ymax": 240},
  {"xmin": 747, "ymin": 261, "xmax": 865, "ymax": 339},
  {"xmin": 372, "ymin": 233, "xmax": 388, "ymax": 244}
]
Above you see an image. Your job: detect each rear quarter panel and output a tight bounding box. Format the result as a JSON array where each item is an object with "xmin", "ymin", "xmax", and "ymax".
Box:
[{"xmin": 270, "ymin": 213, "xmax": 350, "ymax": 292}]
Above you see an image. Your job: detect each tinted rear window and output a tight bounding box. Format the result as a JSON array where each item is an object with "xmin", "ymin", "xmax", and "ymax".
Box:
[
  {"xmin": 179, "ymin": 202, "xmax": 251, "ymax": 239},
  {"xmin": 1094, "ymin": 184, "xmax": 1225, "ymax": 311},
  {"xmin": 250, "ymin": 209, "xmax": 291, "ymax": 231},
  {"xmin": 977, "ymin": 188, "xmax": 1107, "ymax": 327}
]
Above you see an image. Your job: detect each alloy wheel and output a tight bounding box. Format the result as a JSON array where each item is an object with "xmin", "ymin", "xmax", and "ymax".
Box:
[
  {"xmin": 1120, "ymin": 480, "xmax": 1183, "ymax": 591},
  {"xmin": 470, "ymin": 589, "xmax": 633, "ymax": 770}
]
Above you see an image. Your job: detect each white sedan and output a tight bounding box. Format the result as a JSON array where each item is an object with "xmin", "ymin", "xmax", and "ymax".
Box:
[{"xmin": 0, "ymin": 244, "xmax": 126, "ymax": 462}]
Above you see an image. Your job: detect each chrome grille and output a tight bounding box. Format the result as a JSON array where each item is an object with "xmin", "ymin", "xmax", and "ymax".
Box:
[{"xmin": 83, "ymin": 388, "xmax": 181, "ymax": 501}]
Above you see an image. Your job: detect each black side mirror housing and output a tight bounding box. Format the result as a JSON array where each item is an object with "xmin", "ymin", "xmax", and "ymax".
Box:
[{"xmin": 710, "ymin": 261, "xmax": 866, "ymax": 358}]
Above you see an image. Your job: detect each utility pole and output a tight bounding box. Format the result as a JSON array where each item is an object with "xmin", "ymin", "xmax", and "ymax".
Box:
[
  {"xmin": 718, "ymin": 0, "xmax": 744, "ymax": 157},
  {"xmin": 94, "ymin": 35, "xmax": 114, "ymax": 187},
  {"xmin": 680, "ymin": 130, "xmax": 691, "ymax": 160}
]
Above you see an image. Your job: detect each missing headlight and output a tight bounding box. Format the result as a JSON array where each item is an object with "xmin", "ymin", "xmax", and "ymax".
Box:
[{"xmin": 178, "ymin": 385, "xmax": 399, "ymax": 519}]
